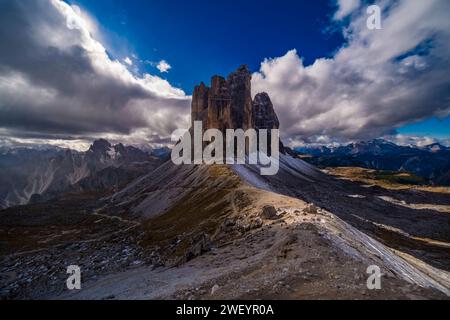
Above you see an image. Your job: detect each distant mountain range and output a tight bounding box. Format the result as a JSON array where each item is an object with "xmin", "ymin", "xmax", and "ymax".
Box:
[
  {"xmin": 296, "ymin": 139, "xmax": 450, "ymax": 186},
  {"xmin": 0, "ymin": 139, "xmax": 170, "ymax": 208}
]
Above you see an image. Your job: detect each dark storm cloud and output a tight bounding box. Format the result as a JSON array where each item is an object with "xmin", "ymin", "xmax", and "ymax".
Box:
[{"xmin": 0, "ymin": 0, "xmax": 190, "ymax": 146}]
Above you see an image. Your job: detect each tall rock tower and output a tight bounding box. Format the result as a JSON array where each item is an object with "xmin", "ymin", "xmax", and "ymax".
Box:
[{"xmin": 191, "ymin": 65, "xmax": 279, "ymax": 133}]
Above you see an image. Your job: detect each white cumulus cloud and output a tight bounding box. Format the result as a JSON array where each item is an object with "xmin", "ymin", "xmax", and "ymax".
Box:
[
  {"xmin": 156, "ymin": 60, "xmax": 172, "ymax": 73},
  {"xmin": 252, "ymin": 0, "xmax": 450, "ymax": 147}
]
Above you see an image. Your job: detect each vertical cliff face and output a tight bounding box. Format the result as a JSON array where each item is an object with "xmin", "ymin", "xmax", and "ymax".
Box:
[
  {"xmin": 252, "ymin": 92, "xmax": 279, "ymax": 131},
  {"xmin": 227, "ymin": 65, "xmax": 253, "ymax": 130},
  {"xmin": 191, "ymin": 82, "xmax": 209, "ymax": 129},
  {"xmin": 191, "ymin": 65, "xmax": 279, "ymax": 133},
  {"xmin": 208, "ymin": 75, "xmax": 231, "ymax": 131}
]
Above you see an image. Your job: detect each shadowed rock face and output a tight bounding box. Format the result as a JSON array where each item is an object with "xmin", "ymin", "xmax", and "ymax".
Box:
[
  {"xmin": 227, "ymin": 65, "xmax": 253, "ymax": 130},
  {"xmin": 191, "ymin": 82, "xmax": 209, "ymax": 129},
  {"xmin": 253, "ymin": 92, "xmax": 279, "ymax": 131},
  {"xmin": 191, "ymin": 65, "xmax": 278, "ymax": 133}
]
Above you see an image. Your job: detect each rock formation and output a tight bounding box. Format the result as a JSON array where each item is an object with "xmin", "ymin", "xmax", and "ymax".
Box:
[
  {"xmin": 191, "ymin": 65, "xmax": 279, "ymax": 133},
  {"xmin": 252, "ymin": 92, "xmax": 279, "ymax": 131}
]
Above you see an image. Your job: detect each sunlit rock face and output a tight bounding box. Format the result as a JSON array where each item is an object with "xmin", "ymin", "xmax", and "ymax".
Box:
[
  {"xmin": 191, "ymin": 65, "xmax": 278, "ymax": 133},
  {"xmin": 189, "ymin": 65, "xmax": 287, "ymax": 156}
]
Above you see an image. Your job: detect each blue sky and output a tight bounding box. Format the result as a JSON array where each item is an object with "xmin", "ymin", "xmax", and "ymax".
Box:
[
  {"xmin": 70, "ymin": 0, "xmax": 344, "ymax": 94},
  {"xmin": 71, "ymin": 0, "xmax": 450, "ymax": 142},
  {"xmin": 398, "ymin": 117, "xmax": 450, "ymax": 139},
  {"xmin": 0, "ymin": 0, "xmax": 449, "ymax": 149}
]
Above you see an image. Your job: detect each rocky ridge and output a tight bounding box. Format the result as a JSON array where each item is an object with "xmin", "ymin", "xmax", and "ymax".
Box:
[
  {"xmin": 1, "ymin": 65, "xmax": 449, "ymax": 300},
  {"xmin": 0, "ymin": 139, "xmax": 163, "ymax": 208}
]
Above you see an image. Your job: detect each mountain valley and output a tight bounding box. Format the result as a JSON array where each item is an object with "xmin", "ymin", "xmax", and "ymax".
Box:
[{"xmin": 0, "ymin": 66, "xmax": 449, "ymax": 300}]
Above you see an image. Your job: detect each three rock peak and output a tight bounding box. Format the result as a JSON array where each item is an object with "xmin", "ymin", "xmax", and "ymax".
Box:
[{"xmin": 191, "ymin": 65, "xmax": 279, "ymax": 133}]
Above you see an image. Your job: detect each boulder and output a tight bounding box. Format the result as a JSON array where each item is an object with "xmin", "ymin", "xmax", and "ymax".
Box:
[
  {"xmin": 304, "ymin": 203, "xmax": 320, "ymax": 215},
  {"xmin": 261, "ymin": 205, "xmax": 279, "ymax": 220}
]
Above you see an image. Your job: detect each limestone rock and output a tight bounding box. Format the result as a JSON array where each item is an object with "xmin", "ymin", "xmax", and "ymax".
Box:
[
  {"xmin": 184, "ymin": 233, "xmax": 211, "ymax": 262},
  {"xmin": 227, "ymin": 65, "xmax": 253, "ymax": 130},
  {"xmin": 191, "ymin": 65, "xmax": 278, "ymax": 134},
  {"xmin": 208, "ymin": 75, "xmax": 232, "ymax": 131},
  {"xmin": 304, "ymin": 203, "xmax": 320, "ymax": 215},
  {"xmin": 189, "ymin": 65, "xmax": 286, "ymax": 154},
  {"xmin": 191, "ymin": 82, "xmax": 209, "ymax": 128},
  {"xmin": 211, "ymin": 284, "xmax": 220, "ymax": 295},
  {"xmin": 262, "ymin": 205, "xmax": 279, "ymax": 220},
  {"xmin": 252, "ymin": 92, "xmax": 279, "ymax": 130}
]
